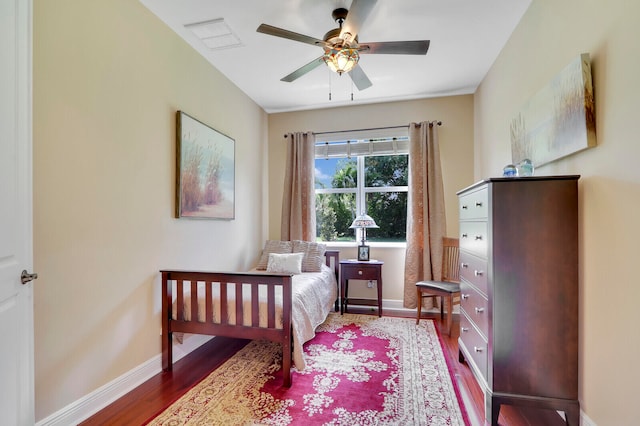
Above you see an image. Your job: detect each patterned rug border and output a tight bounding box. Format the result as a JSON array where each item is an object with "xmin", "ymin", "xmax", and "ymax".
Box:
[
  {"xmin": 431, "ymin": 320, "xmax": 471, "ymax": 425},
  {"xmin": 146, "ymin": 313, "xmax": 470, "ymax": 425}
]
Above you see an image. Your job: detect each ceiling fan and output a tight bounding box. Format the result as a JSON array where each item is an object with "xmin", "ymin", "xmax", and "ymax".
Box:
[{"xmin": 256, "ymin": 0, "xmax": 430, "ymax": 91}]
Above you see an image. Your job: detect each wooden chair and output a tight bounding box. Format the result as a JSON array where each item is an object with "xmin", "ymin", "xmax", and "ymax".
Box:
[{"xmin": 416, "ymin": 237, "xmax": 461, "ymax": 335}]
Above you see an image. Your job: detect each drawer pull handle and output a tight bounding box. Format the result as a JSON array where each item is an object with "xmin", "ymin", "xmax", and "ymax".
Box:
[
  {"xmin": 358, "ymin": 270, "xmax": 363, "ymax": 275},
  {"xmin": 461, "ymin": 294, "xmax": 470, "ymax": 300},
  {"xmin": 475, "ymin": 307, "xmax": 484, "ymax": 314},
  {"xmin": 461, "ymin": 262, "xmax": 468, "ymax": 268},
  {"xmin": 462, "ymin": 205, "xmax": 468, "ymax": 210},
  {"xmin": 474, "ymin": 346, "xmax": 484, "ymax": 353},
  {"xmin": 461, "ymin": 327, "xmax": 469, "ymax": 333},
  {"xmin": 462, "ymin": 233, "xmax": 468, "ymax": 238},
  {"xmin": 474, "ymin": 235, "xmax": 483, "ymax": 241},
  {"xmin": 475, "ymin": 202, "xmax": 483, "ymax": 207},
  {"xmin": 474, "ymin": 270, "xmax": 484, "ymax": 277}
]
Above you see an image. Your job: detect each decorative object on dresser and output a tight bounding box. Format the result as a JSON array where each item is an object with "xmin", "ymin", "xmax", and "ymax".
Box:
[
  {"xmin": 457, "ymin": 175, "xmax": 580, "ymax": 425},
  {"xmin": 516, "ymin": 158, "xmax": 534, "ymax": 176},
  {"xmin": 415, "ymin": 237, "xmax": 461, "ymax": 336},
  {"xmin": 501, "ymin": 164, "xmax": 518, "ymax": 177}
]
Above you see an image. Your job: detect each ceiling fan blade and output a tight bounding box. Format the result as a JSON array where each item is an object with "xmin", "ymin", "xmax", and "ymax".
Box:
[
  {"xmin": 257, "ymin": 24, "xmax": 327, "ymax": 47},
  {"xmin": 281, "ymin": 56, "xmax": 326, "ymax": 82},
  {"xmin": 340, "ymin": 0, "xmax": 378, "ymax": 43},
  {"xmin": 348, "ymin": 65, "xmax": 373, "ymax": 91},
  {"xmin": 360, "ymin": 40, "xmax": 430, "ymax": 55}
]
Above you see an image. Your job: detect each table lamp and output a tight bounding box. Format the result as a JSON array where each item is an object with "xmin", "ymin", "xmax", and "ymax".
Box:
[{"xmin": 349, "ymin": 214, "xmax": 379, "ymax": 261}]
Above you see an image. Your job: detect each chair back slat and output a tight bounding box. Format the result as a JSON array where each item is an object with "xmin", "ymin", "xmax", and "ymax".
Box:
[{"xmin": 441, "ymin": 237, "xmax": 460, "ymax": 283}]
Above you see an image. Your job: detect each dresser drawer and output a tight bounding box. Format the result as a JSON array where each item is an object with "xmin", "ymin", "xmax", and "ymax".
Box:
[
  {"xmin": 460, "ymin": 252, "xmax": 488, "ymax": 296},
  {"xmin": 459, "ymin": 186, "xmax": 488, "ymax": 220},
  {"xmin": 460, "ymin": 311, "xmax": 488, "ymax": 381},
  {"xmin": 460, "ymin": 221, "xmax": 488, "ymax": 258},
  {"xmin": 460, "ymin": 281, "xmax": 489, "ymax": 338}
]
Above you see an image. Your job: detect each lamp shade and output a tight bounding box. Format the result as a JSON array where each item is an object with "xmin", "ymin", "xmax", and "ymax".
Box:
[
  {"xmin": 323, "ymin": 47, "xmax": 359, "ymax": 74},
  {"xmin": 349, "ymin": 214, "xmax": 379, "ymax": 229}
]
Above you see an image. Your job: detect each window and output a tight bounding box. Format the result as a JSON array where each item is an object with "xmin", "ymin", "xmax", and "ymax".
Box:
[{"xmin": 314, "ymin": 128, "xmax": 409, "ymax": 243}]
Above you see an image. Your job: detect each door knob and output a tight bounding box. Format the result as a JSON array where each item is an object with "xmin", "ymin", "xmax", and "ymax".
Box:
[{"xmin": 21, "ymin": 270, "xmax": 38, "ymax": 285}]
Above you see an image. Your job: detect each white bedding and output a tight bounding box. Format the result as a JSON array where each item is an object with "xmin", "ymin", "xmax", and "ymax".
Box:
[{"xmin": 172, "ymin": 264, "xmax": 337, "ymax": 370}]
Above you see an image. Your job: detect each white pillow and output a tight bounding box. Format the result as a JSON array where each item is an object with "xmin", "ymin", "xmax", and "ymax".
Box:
[
  {"xmin": 256, "ymin": 240, "xmax": 293, "ymax": 270},
  {"xmin": 266, "ymin": 252, "xmax": 304, "ymax": 274}
]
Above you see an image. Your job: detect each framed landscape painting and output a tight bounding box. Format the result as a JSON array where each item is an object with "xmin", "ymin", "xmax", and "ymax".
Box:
[
  {"xmin": 176, "ymin": 111, "xmax": 235, "ymax": 219},
  {"xmin": 510, "ymin": 53, "xmax": 596, "ymax": 167}
]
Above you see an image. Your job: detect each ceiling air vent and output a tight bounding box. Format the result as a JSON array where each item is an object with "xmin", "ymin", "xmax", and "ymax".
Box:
[{"xmin": 185, "ymin": 18, "xmax": 242, "ymax": 50}]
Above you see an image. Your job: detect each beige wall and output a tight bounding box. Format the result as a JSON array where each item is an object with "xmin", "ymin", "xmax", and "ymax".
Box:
[
  {"xmin": 268, "ymin": 96, "xmax": 474, "ymax": 301},
  {"xmin": 33, "ymin": 0, "xmax": 268, "ymax": 420},
  {"xmin": 475, "ymin": 0, "xmax": 640, "ymax": 424}
]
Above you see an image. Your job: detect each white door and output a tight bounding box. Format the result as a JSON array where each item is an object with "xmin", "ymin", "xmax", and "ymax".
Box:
[{"xmin": 0, "ymin": 0, "xmax": 35, "ymax": 424}]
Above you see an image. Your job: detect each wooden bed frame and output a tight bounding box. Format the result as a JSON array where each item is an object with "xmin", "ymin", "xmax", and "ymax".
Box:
[{"xmin": 160, "ymin": 251, "xmax": 339, "ymax": 387}]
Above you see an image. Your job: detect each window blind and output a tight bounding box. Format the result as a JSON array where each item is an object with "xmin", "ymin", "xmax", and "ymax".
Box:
[{"xmin": 315, "ymin": 126, "xmax": 409, "ymax": 158}]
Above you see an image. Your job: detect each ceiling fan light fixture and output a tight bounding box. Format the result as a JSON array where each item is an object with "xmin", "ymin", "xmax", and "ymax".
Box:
[{"xmin": 323, "ymin": 47, "xmax": 359, "ymax": 74}]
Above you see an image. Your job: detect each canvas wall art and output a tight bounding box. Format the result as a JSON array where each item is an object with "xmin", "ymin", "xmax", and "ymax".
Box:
[
  {"xmin": 176, "ymin": 111, "xmax": 235, "ymax": 219},
  {"xmin": 510, "ymin": 53, "xmax": 596, "ymax": 167}
]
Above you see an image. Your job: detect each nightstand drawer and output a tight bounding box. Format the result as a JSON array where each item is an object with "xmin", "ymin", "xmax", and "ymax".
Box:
[
  {"xmin": 460, "ymin": 281, "xmax": 489, "ymax": 337},
  {"xmin": 459, "ymin": 186, "xmax": 488, "ymax": 220},
  {"xmin": 460, "ymin": 251, "xmax": 488, "ymax": 296},
  {"xmin": 460, "ymin": 221, "xmax": 488, "ymax": 258},
  {"xmin": 460, "ymin": 311, "xmax": 488, "ymax": 381},
  {"xmin": 341, "ymin": 264, "xmax": 380, "ymax": 280}
]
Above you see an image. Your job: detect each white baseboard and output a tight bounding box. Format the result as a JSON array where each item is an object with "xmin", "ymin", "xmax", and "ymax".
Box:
[
  {"xmin": 352, "ymin": 298, "xmax": 459, "ymax": 315},
  {"xmin": 380, "ymin": 298, "xmax": 414, "ymax": 311},
  {"xmin": 580, "ymin": 410, "xmax": 597, "ymax": 426},
  {"xmin": 558, "ymin": 409, "xmax": 597, "ymax": 426},
  {"xmin": 35, "ymin": 334, "xmax": 213, "ymax": 426}
]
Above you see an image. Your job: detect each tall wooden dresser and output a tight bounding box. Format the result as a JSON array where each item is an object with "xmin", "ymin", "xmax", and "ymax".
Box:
[{"xmin": 456, "ymin": 176, "xmax": 580, "ymax": 425}]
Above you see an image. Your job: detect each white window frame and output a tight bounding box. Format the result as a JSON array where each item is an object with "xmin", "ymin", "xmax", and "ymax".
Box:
[{"xmin": 314, "ymin": 129, "xmax": 409, "ymax": 243}]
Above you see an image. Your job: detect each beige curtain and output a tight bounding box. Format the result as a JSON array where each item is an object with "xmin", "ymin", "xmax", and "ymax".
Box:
[
  {"xmin": 281, "ymin": 132, "xmax": 316, "ymax": 241},
  {"xmin": 403, "ymin": 121, "xmax": 446, "ymax": 308}
]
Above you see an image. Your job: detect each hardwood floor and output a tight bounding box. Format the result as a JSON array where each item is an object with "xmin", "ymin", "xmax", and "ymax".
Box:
[{"xmin": 80, "ymin": 310, "xmax": 568, "ymax": 425}]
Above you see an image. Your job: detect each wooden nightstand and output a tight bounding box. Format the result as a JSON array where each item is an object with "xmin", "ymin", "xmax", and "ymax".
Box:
[{"xmin": 340, "ymin": 259, "xmax": 384, "ymax": 317}]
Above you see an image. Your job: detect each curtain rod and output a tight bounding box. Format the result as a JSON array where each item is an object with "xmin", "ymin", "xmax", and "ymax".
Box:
[{"xmin": 283, "ymin": 121, "xmax": 442, "ymax": 138}]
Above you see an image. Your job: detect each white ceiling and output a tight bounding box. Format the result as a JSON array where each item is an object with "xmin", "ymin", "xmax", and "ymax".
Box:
[{"xmin": 140, "ymin": 0, "xmax": 531, "ymax": 113}]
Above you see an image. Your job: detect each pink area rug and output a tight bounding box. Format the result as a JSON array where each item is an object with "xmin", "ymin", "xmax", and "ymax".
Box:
[{"xmin": 148, "ymin": 313, "xmax": 469, "ymax": 425}]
